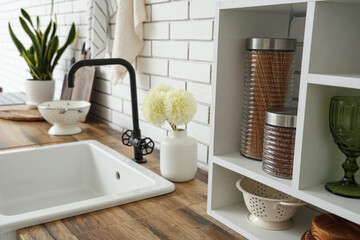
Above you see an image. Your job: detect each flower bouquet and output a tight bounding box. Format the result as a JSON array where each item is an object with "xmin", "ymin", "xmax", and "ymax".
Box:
[{"xmin": 142, "ymin": 85, "xmax": 197, "ymax": 130}]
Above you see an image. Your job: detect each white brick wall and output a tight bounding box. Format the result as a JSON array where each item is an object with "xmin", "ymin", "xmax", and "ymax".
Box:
[
  {"xmin": 152, "ymin": 1, "xmax": 188, "ymax": 21},
  {"xmin": 0, "ymin": 0, "xmax": 216, "ymax": 169},
  {"xmin": 144, "ymin": 22, "xmax": 169, "ymax": 39},
  {"xmin": 152, "ymin": 41, "xmax": 188, "ymax": 59},
  {"xmin": 170, "ymin": 21, "xmax": 213, "ymax": 40}
]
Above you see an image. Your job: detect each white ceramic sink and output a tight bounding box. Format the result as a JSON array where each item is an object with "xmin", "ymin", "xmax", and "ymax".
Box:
[{"xmin": 0, "ymin": 140, "xmax": 175, "ymax": 239}]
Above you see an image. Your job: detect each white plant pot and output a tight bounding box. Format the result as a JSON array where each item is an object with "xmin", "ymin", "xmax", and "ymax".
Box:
[
  {"xmin": 160, "ymin": 129, "xmax": 198, "ymax": 182},
  {"xmin": 25, "ymin": 79, "xmax": 55, "ymax": 106}
]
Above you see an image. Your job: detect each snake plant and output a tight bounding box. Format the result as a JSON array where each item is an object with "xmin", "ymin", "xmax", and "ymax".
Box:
[{"xmin": 8, "ymin": 2, "xmax": 76, "ymax": 80}]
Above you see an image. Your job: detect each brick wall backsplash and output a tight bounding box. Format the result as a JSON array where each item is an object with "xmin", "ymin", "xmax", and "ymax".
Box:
[
  {"xmin": 0, "ymin": 0, "xmax": 223, "ymax": 170},
  {"xmin": 0, "ymin": 0, "xmax": 304, "ymax": 170}
]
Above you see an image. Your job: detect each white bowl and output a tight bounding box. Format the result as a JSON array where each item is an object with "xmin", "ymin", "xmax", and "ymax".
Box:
[{"xmin": 38, "ymin": 100, "xmax": 91, "ymax": 135}]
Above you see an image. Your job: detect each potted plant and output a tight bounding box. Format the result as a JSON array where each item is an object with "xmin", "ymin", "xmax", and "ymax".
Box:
[
  {"xmin": 8, "ymin": 1, "xmax": 76, "ymax": 105},
  {"xmin": 142, "ymin": 85, "xmax": 198, "ymax": 182}
]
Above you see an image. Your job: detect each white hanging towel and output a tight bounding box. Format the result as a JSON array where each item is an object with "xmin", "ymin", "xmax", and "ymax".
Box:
[
  {"xmin": 110, "ymin": 0, "xmax": 147, "ymax": 84},
  {"xmin": 87, "ymin": 0, "xmax": 118, "ymax": 59}
]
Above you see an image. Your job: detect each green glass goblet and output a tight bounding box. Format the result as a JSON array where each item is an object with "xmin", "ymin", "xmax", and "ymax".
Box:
[{"xmin": 326, "ymin": 96, "xmax": 360, "ymax": 198}]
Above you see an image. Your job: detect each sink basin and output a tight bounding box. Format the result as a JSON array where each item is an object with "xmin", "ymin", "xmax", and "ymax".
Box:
[{"xmin": 0, "ymin": 140, "xmax": 175, "ymax": 239}]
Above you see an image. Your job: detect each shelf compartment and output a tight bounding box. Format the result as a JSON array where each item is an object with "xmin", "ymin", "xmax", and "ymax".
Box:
[
  {"xmin": 300, "ymin": 184, "xmax": 360, "ymax": 224},
  {"xmin": 212, "ymin": 153, "xmax": 360, "ymax": 225},
  {"xmin": 212, "ymin": 1, "xmax": 307, "ymax": 158},
  {"xmin": 308, "ymin": 73, "xmax": 360, "ymax": 89},
  {"xmin": 212, "ymin": 153, "xmax": 294, "ymax": 193},
  {"xmin": 208, "ymin": 163, "xmax": 318, "ymax": 240},
  {"xmin": 208, "ymin": 203, "xmax": 318, "ymax": 240},
  {"xmin": 296, "ymin": 83, "xmax": 360, "ymax": 190},
  {"xmin": 308, "ymin": 2, "xmax": 360, "ymax": 75}
]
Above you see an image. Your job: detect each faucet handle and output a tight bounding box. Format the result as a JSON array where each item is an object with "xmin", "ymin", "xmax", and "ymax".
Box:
[
  {"xmin": 122, "ymin": 130, "xmax": 154, "ymax": 158},
  {"xmin": 121, "ymin": 130, "xmax": 133, "ymax": 146},
  {"xmin": 139, "ymin": 137, "xmax": 154, "ymax": 155}
]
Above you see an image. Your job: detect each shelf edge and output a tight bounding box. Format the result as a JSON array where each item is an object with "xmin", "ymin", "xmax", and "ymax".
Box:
[{"xmin": 308, "ymin": 73, "xmax": 360, "ymax": 89}]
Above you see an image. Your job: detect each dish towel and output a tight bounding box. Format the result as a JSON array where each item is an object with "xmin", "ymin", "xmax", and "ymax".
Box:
[
  {"xmin": 110, "ymin": 0, "xmax": 147, "ymax": 85},
  {"xmin": 87, "ymin": 0, "xmax": 118, "ymax": 59}
]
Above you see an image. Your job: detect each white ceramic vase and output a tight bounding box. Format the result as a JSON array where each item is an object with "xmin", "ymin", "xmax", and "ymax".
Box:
[
  {"xmin": 25, "ymin": 79, "xmax": 55, "ymax": 106},
  {"xmin": 160, "ymin": 129, "xmax": 198, "ymax": 182}
]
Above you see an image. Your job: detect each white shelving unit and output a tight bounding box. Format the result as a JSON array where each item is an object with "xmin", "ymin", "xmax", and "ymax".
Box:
[{"xmin": 207, "ymin": 0, "xmax": 360, "ymax": 239}]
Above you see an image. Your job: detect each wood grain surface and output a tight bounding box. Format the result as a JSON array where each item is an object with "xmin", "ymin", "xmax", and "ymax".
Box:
[
  {"xmin": 0, "ymin": 109, "xmax": 43, "ymax": 121},
  {"xmin": 0, "ymin": 117, "xmax": 246, "ymax": 240},
  {"xmin": 71, "ymin": 66, "xmax": 96, "ymax": 102},
  {"xmin": 311, "ymin": 214, "xmax": 360, "ymax": 240}
]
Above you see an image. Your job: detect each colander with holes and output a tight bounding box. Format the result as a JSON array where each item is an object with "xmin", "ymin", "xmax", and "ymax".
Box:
[{"xmin": 236, "ymin": 177, "xmax": 306, "ymax": 230}]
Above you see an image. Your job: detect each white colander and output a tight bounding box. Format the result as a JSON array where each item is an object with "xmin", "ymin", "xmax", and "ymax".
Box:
[{"xmin": 236, "ymin": 177, "xmax": 306, "ymax": 230}]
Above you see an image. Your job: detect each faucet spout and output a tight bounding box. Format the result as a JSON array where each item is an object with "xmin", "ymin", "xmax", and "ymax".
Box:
[{"xmin": 67, "ymin": 58, "xmax": 154, "ymax": 163}]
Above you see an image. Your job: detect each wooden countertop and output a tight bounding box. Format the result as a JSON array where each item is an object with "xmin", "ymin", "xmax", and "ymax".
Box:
[{"xmin": 0, "ymin": 116, "xmax": 246, "ymax": 240}]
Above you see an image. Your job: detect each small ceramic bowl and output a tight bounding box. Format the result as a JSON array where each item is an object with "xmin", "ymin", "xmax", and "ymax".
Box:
[{"xmin": 38, "ymin": 100, "xmax": 91, "ymax": 135}]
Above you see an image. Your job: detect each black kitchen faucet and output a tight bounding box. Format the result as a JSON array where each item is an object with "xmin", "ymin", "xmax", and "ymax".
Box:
[{"xmin": 67, "ymin": 58, "xmax": 154, "ymax": 163}]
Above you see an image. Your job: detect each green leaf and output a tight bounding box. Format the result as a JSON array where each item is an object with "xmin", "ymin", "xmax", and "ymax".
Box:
[
  {"xmin": 50, "ymin": 0, "xmax": 54, "ymax": 18},
  {"xmin": 22, "ymin": 52, "xmax": 41, "ymax": 80},
  {"xmin": 29, "ymin": 46, "xmax": 34, "ymax": 55},
  {"xmin": 20, "ymin": 17, "xmax": 42, "ymax": 65},
  {"xmin": 47, "ymin": 36, "xmax": 59, "ymax": 63},
  {"xmin": 64, "ymin": 23, "xmax": 77, "ymax": 46},
  {"xmin": 49, "ymin": 21, "xmax": 57, "ymax": 42},
  {"xmin": 41, "ymin": 20, "xmax": 52, "ymax": 66},
  {"xmin": 44, "ymin": 36, "xmax": 58, "ymax": 75},
  {"xmin": 8, "ymin": 23, "xmax": 26, "ymax": 55},
  {"xmin": 47, "ymin": 15, "xmax": 58, "ymax": 50},
  {"xmin": 22, "ymin": 9, "xmax": 41, "ymax": 40},
  {"xmin": 51, "ymin": 23, "xmax": 76, "ymax": 71},
  {"xmin": 25, "ymin": 48, "xmax": 36, "ymax": 66},
  {"xmin": 36, "ymin": 16, "xmax": 40, "ymax": 32},
  {"xmin": 21, "ymin": 9, "xmax": 33, "ymax": 27}
]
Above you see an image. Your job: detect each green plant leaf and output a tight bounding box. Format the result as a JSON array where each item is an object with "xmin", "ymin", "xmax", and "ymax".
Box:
[
  {"xmin": 29, "ymin": 46, "xmax": 34, "ymax": 54},
  {"xmin": 36, "ymin": 16, "xmax": 40, "ymax": 32},
  {"xmin": 51, "ymin": 23, "xmax": 76, "ymax": 72},
  {"xmin": 47, "ymin": 36, "xmax": 59, "ymax": 62},
  {"xmin": 49, "ymin": 21, "xmax": 57, "ymax": 42},
  {"xmin": 24, "ymin": 48, "xmax": 36, "ymax": 66},
  {"xmin": 42, "ymin": 20, "xmax": 52, "ymax": 42},
  {"xmin": 8, "ymin": 23, "xmax": 26, "ymax": 55},
  {"xmin": 45, "ymin": 36, "xmax": 58, "ymax": 75},
  {"xmin": 22, "ymin": 9, "xmax": 41, "ymax": 40},
  {"xmin": 22, "ymin": 52, "xmax": 41, "ymax": 80},
  {"xmin": 21, "ymin": 9, "xmax": 33, "ymax": 27},
  {"xmin": 50, "ymin": 0, "xmax": 54, "ymax": 18},
  {"xmin": 19, "ymin": 17, "xmax": 42, "ymax": 65},
  {"xmin": 62, "ymin": 23, "xmax": 77, "ymax": 46},
  {"xmin": 41, "ymin": 20, "xmax": 52, "ymax": 66}
]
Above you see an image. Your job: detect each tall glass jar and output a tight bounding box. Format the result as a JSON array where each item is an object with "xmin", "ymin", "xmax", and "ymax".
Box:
[{"xmin": 240, "ymin": 38, "xmax": 296, "ymax": 160}]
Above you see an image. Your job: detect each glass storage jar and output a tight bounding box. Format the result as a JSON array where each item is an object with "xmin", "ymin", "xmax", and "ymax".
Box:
[
  {"xmin": 262, "ymin": 108, "xmax": 297, "ymax": 179},
  {"xmin": 240, "ymin": 38, "xmax": 296, "ymax": 160}
]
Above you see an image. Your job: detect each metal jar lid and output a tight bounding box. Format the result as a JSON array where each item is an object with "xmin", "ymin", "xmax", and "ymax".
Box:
[
  {"xmin": 246, "ymin": 38, "xmax": 297, "ymax": 51},
  {"xmin": 265, "ymin": 108, "xmax": 297, "ymax": 128}
]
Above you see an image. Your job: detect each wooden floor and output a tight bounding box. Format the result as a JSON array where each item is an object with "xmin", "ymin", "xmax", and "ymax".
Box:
[{"xmin": 0, "ymin": 116, "xmax": 247, "ymax": 240}]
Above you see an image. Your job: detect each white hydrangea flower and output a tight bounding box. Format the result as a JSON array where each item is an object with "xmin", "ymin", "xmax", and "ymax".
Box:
[
  {"xmin": 164, "ymin": 88, "xmax": 197, "ymax": 126},
  {"xmin": 142, "ymin": 84, "xmax": 173, "ymax": 126}
]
